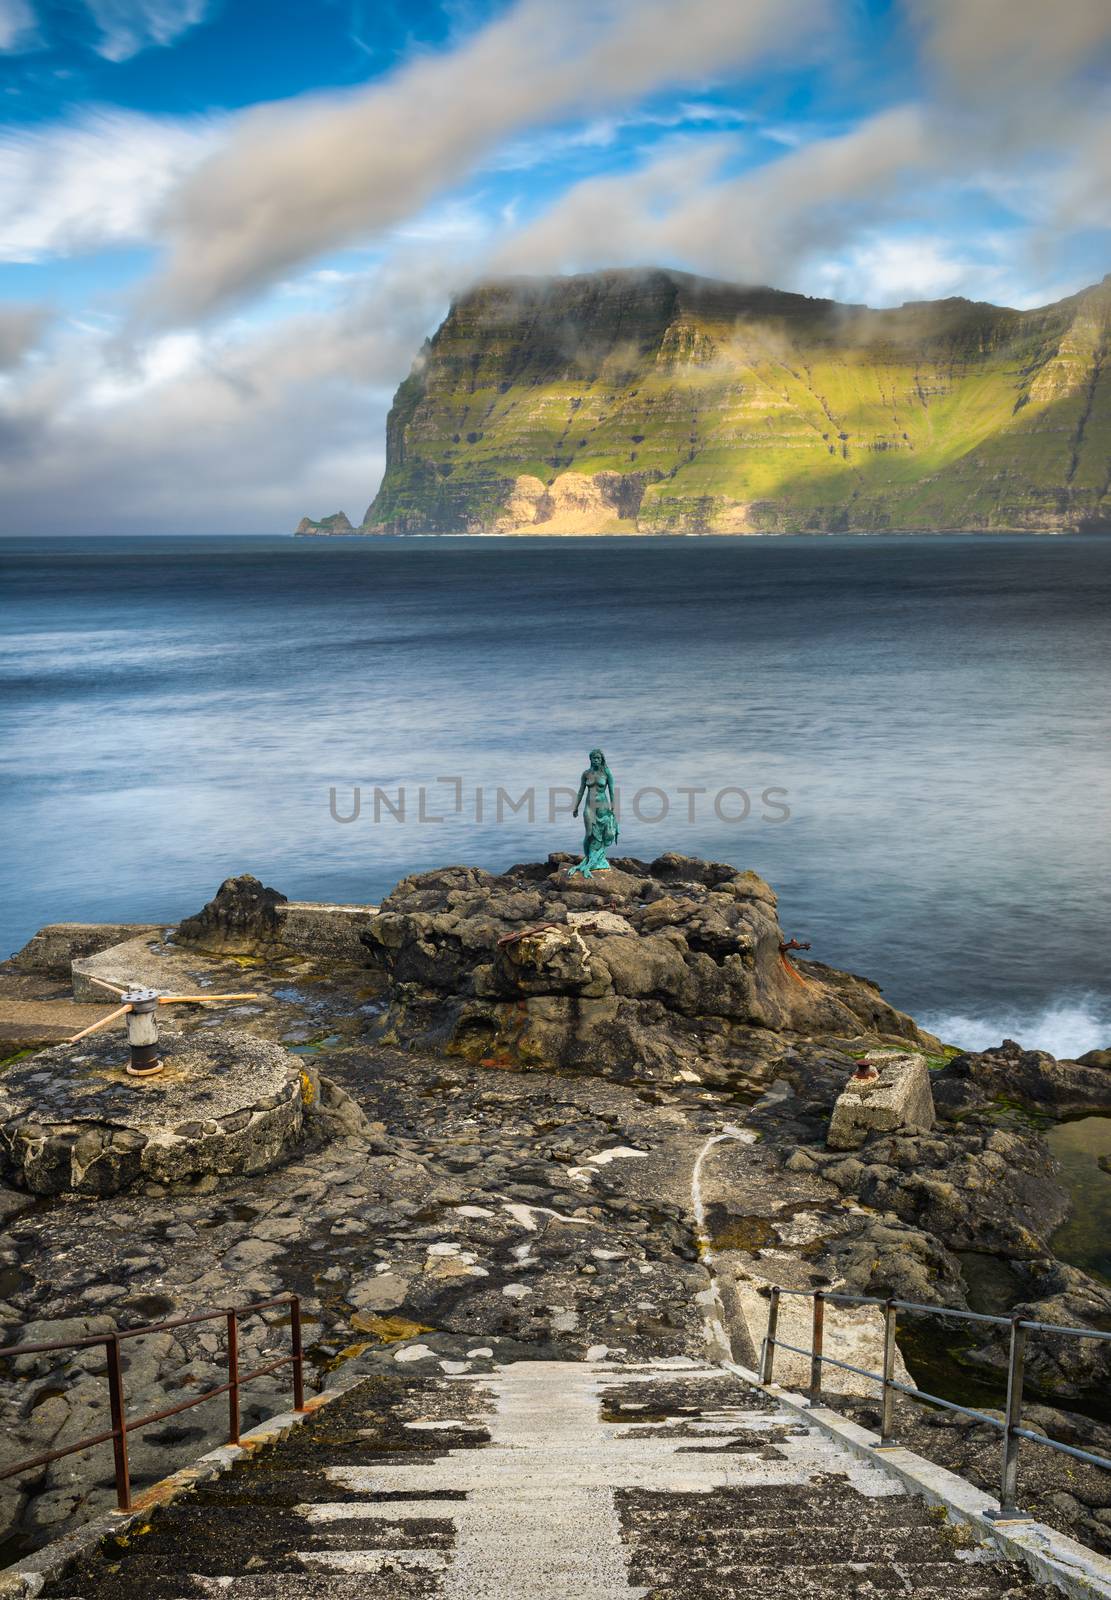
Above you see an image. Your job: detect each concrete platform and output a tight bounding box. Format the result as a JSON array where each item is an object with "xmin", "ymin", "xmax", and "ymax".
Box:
[{"xmin": 0, "ymin": 1025, "xmax": 312, "ymax": 1195}]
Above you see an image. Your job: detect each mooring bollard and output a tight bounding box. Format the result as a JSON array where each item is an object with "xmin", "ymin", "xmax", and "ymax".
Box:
[
  {"xmin": 67, "ymin": 982, "xmax": 260, "ymax": 1080},
  {"xmin": 123, "ymin": 987, "xmax": 163, "ymax": 1077}
]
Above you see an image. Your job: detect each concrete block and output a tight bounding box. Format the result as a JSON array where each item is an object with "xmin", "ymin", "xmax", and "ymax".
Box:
[
  {"xmin": 11, "ymin": 923, "xmax": 158, "ymax": 977},
  {"xmin": 275, "ymin": 901, "xmax": 377, "ymax": 963},
  {"xmin": 827, "ymin": 1051, "xmax": 936, "ymax": 1150}
]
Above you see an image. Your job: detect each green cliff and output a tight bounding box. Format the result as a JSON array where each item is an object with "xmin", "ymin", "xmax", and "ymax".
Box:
[{"xmin": 318, "ymin": 268, "xmax": 1111, "ymax": 535}]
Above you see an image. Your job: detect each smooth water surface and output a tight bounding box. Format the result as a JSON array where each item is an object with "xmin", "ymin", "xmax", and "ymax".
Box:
[
  {"xmin": 2, "ymin": 533, "xmax": 1110, "ymax": 1053},
  {"xmin": 1048, "ymin": 1117, "xmax": 1111, "ymax": 1284}
]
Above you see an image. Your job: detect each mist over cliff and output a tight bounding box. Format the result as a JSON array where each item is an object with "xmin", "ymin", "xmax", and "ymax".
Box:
[{"xmin": 299, "ymin": 267, "xmax": 1111, "ymax": 536}]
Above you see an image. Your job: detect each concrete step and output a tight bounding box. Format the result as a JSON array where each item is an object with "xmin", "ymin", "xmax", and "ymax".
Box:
[{"xmin": 624, "ymin": 1560, "xmax": 1046, "ymax": 1599}]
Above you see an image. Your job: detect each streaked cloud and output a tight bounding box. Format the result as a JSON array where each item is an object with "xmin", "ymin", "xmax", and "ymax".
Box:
[
  {"xmin": 0, "ymin": 109, "xmax": 222, "ymax": 262},
  {"xmin": 141, "ymin": 0, "xmax": 825, "ymax": 321},
  {"xmin": 85, "ymin": 0, "xmax": 209, "ymax": 61},
  {"xmin": 0, "ymin": 0, "xmax": 36, "ymax": 51}
]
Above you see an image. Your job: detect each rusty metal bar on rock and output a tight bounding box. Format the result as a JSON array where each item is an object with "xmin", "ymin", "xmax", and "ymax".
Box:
[
  {"xmin": 123, "ymin": 1356, "xmax": 292, "ymax": 1436},
  {"xmin": 227, "ymin": 1310, "xmax": 240, "ymax": 1446},
  {"xmin": 0, "ymin": 1293, "xmax": 301, "ymax": 1506},
  {"xmin": 105, "ymin": 1333, "xmax": 131, "ymax": 1511},
  {"xmin": 0, "ymin": 1426, "xmax": 121, "ymax": 1482},
  {"xmin": 291, "ymin": 1295, "xmax": 305, "ymax": 1412}
]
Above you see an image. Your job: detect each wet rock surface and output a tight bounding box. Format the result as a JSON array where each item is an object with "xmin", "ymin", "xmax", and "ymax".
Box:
[{"xmin": 0, "ymin": 857, "xmax": 1109, "ymax": 1575}]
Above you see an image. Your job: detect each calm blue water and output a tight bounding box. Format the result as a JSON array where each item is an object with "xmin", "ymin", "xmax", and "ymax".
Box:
[{"xmin": 2, "ymin": 534, "xmax": 1110, "ymax": 1055}]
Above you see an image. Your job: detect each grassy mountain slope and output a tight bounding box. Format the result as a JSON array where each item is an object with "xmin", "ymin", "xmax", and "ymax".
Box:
[{"xmin": 351, "ymin": 268, "xmax": 1111, "ymax": 534}]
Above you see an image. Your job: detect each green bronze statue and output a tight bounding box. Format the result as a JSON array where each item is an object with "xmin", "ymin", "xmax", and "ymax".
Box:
[{"xmin": 569, "ymin": 748, "xmax": 618, "ymax": 878}]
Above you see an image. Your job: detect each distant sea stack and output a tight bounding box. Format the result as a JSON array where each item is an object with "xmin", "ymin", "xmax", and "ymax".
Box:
[
  {"xmin": 296, "ymin": 267, "xmax": 1111, "ymax": 536},
  {"xmin": 294, "ymin": 511, "xmax": 357, "ymax": 537}
]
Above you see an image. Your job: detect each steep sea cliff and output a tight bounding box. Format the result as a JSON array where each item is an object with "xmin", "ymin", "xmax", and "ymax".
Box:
[{"xmin": 298, "ymin": 267, "xmax": 1111, "ymax": 537}]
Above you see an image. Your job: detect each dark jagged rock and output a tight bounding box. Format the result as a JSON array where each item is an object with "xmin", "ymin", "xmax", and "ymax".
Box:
[
  {"xmin": 359, "ymin": 853, "xmax": 937, "ymax": 1092},
  {"xmin": 175, "ymin": 873, "xmax": 288, "ymax": 952},
  {"xmin": 936, "ymin": 1038, "xmax": 1111, "ymax": 1117}
]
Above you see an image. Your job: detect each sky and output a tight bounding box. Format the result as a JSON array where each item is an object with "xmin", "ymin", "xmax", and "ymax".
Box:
[{"xmin": 0, "ymin": 0, "xmax": 1109, "ymax": 534}]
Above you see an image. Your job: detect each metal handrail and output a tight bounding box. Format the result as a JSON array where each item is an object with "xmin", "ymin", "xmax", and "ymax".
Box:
[
  {"xmin": 0, "ymin": 1292, "xmax": 306, "ymax": 1511},
  {"xmin": 756, "ymin": 1285, "xmax": 1111, "ymax": 1519}
]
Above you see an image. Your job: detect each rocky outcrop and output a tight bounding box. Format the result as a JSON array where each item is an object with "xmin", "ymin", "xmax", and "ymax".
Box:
[
  {"xmin": 360, "ymin": 853, "xmax": 937, "ymax": 1091},
  {"xmin": 491, "ymin": 469, "xmax": 660, "ymax": 534},
  {"xmin": 175, "ymin": 874, "xmax": 288, "ymax": 953},
  {"xmin": 935, "ymin": 1037, "xmax": 1111, "ymax": 1116},
  {"xmin": 293, "ymin": 511, "xmax": 357, "ymax": 537}
]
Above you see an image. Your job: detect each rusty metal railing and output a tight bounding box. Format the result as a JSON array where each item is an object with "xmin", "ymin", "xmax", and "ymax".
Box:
[
  {"xmin": 0, "ymin": 1293, "xmax": 306, "ymax": 1512},
  {"xmin": 756, "ymin": 1285, "xmax": 1111, "ymax": 1519}
]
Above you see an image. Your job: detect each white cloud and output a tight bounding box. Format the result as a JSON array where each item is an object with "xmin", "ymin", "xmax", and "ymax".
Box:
[
  {"xmin": 83, "ymin": 0, "xmax": 209, "ymax": 61},
  {"xmin": 0, "ymin": 302, "xmax": 48, "ymax": 367},
  {"xmin": 0, "ymin": 0, "xmax": 36, "ymax": 51},
  {"xmin": 142, "ymin": 0, "xmax": 826, "ymax": 321},
  {"xmin": 0, "ymin": 254, "xmax": 456, "ymax": 533},
  {"xmin": 812, "ymin": 237, "xmax": 991, "ymax": 307},
  {"xmin": 0, "ymin": 109, "xmax": 222, "ymax": 262},
  {"xmin": 489, "ymin": 108, "xmax": 932, "ymax": 287}
]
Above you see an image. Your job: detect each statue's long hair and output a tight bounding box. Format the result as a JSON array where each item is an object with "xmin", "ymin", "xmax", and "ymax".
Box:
[{"xmin": 588, "ymin": 748, "xmax": 614, "ymax": 798}]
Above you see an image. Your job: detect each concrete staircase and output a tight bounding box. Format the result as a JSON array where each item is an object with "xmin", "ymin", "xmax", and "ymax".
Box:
[{"xmin": 42, "ymin": 1362, "xmax": 1054, "ymax": 1600}]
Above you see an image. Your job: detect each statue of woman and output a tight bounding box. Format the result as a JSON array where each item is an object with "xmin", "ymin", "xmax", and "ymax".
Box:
[{"xmin": 569, "ymin": 748, "xmax": 618, "ymax": 878}]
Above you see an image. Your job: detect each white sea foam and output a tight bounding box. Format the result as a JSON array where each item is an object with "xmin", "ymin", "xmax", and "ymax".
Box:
[{"xmin": 920, "ymin": 997, "xmax": 1111, "ymax": 1060}]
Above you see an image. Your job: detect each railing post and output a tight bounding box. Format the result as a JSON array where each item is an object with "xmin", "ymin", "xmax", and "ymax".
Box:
[
  {"xmin": 290, "ymin": 1295, "xmax": 305, "ymax": 1413},
  {"xmin": 104, "ymin": 1334, "xmax": 131, "ymax": 1512},
  {"xmin": 759, "ymin": 1287, "xmax": 780, "ymax": 1384},
  {"xmin": 227, "ymin": 1310, "xmax": 240, "ymax": 1446},
  {"xmin": 993, "ymin": 1316, "xmax": 1028, "ymax": 1518},
  {"xmin": 880, "ymin": 1298, "xmax": 898, "ymax": 1443},
  {"xmin": 809, "ymin": 1291, "xmax": 825, "ymax": 1402}
]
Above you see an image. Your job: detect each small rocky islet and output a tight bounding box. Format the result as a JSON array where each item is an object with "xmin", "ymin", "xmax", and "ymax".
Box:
[{"xmin": 0, "ymin": 852, "xmax": 1109, "ymax": 1564}]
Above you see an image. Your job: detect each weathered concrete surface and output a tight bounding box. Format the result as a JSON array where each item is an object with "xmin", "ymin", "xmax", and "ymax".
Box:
[
  {"xmin": 0, "ymin": 999, "xmax": 119, "ymax": 1055},
  {"xmin": 276, "ymin": 902, "xmax": 378, "ymax": 963},
  {"xmin": 19, "ymin": 1362, "xmax": 1064, "ymax": 1600},
  {"xmin": 731, "ymin": 1365, "xmax": 1111, "ymax": 1600},
  {"xmin": 827, "ymin": 1051, "xmax": 937, "ymax": 1150},
  {"xmin": 0, "ymin": 1027, "xmax": 312, "ymax": 1195},
  {"xmin": 70, "ymin": 931, "xmax": 217, "ymax": 1002},
  {"xmin": 10, "ymin": 924, "xmax": 158, "ymax": 977}
]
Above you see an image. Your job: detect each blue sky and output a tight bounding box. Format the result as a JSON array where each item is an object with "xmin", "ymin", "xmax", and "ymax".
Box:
[{"xmin": 1, "ymin": 0, "xmax": 1109, "ymax": 532}]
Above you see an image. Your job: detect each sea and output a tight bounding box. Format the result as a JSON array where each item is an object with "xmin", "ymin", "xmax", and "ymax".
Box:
[{"xmin": 2, "ymin": 532, "xmax": 1109, "ymax": 1057}]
